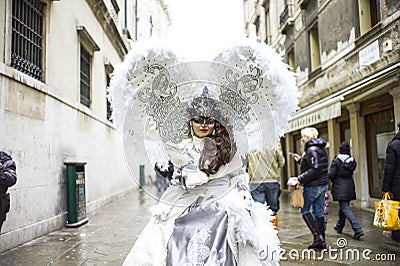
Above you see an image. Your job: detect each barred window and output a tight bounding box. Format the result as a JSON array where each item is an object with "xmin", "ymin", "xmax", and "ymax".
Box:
[
  {"xmin": 11, "ymin": 0, "xmax": 45, "ymax": 81},
  {"xmin": 80, "ymin": 45, "xmax": 91, "ymax": 108}
]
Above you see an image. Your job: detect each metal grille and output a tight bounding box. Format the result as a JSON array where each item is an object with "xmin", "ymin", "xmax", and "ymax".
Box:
[
  {"xmin": 11, "ymin": 0, "xmax": 44, "ymax": 81},
  {"xmin": 80, "ymin": 46, "xmax": 91, "ymax": 108}
]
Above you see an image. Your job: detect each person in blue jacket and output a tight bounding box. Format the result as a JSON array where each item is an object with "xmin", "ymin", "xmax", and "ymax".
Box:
[{"xmin": 291, "ymin": 127, "xmax": 329, "ymax": 250}]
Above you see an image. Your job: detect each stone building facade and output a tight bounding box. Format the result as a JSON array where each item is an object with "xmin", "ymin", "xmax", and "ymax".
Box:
[
  {"xmin": 0, "ymin": 0, "xmax": 170, "ymax": 252},
  {"xmin": 244, "ymin": 0, "xmax": 400, "ymax": 208}
]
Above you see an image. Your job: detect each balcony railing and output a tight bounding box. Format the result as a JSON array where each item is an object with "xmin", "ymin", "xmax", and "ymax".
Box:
[{"xmin": 279, "ymin": 4, "xmax": 294, "ymax": 33}]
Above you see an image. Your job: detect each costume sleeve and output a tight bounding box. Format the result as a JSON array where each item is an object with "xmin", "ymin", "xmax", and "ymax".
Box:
[
  {"xmin": 382, "ymin": 143, "xmax": 396, "ymax": 193},
  {"xmin": 0, "ymin": 160, "xmax": 17, "ymax": 187}
]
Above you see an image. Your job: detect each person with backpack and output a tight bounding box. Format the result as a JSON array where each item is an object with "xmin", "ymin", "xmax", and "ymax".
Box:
[{"xmin": 328, "ymin": 141, "xmax": 364, "ymax": 240}]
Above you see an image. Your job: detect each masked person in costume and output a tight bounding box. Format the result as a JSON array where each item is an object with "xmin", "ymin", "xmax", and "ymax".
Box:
[{"xmin": 108, "ymin": 39, "xmax": 299, "ymax": 265}]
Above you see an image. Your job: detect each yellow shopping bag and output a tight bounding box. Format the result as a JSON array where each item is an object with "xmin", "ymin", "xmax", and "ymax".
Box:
[{"xmin": 373, "ymin": 193, "xmax": 400, "ymax": 231}]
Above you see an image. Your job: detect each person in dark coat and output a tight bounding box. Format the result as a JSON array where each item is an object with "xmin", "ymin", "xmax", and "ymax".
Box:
[
  {"xmin": 291, "ymin": 127, "xmax": 329, "ymax": 250},
  {"xmin": 328, "ymin": 141, "xmax": 363, "ymax": 239},
  {"xmin": 154, "ymin": 161, "xmax": 174, "ymax": 194},
  {"xmin": 382, "ymin": 121, "xmax": 400, "ymax": 243},
  {"xmin": 0, "ymin": 151, "xmax": 17, "ymax": 233}
]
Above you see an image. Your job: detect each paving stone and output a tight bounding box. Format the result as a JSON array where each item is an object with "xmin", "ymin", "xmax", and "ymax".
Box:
[{"xmin": 1, "ymin": 186, "xmax": 399, "ymax": 265}]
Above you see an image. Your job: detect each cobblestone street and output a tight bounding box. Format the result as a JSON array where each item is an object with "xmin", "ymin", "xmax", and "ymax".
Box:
[{"xmin": 0, "ymin": 186, "xmax": 399, "ymax": 265}]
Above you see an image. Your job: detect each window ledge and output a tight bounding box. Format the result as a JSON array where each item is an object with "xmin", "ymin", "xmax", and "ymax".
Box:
[
  {"xmin": 355, "ymin": 22, "xmax": 383, "ymax": 48},
  {"xmin": 308, "ymin": 66, "xmax": 322, "ymax": 80},
  {"xmin": 77, "ymin": 26, "xmax": 100, "ymax": 52}
]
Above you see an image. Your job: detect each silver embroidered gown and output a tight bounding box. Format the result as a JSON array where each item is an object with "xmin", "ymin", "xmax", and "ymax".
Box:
[{"xmin": 123, "ymin": 136, "xmax": 281, "ymax": 265}]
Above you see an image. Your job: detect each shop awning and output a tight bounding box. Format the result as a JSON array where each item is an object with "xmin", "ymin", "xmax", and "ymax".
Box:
[
  {"xmin": 285, "ymin": 62, "xmax": 400, "ymax": 134},
  {"xmin": 286, "ymin": 96, "xmax": 343, "ymax": 133}
]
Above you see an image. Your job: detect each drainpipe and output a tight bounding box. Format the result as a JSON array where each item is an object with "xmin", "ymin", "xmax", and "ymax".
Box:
[
  {"xmin": 124, "ymin": 0, "xmax": 127, "ymax": 28},
  {"xmin": 135, "ymin": 0, "xmax": 138, "ymax": 40}
]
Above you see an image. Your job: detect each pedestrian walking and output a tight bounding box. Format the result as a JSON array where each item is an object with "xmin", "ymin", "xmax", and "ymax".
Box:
[
  {"xmin": 382, "ymin": 121, "xmax": 400, "ymax": 244},
  {"xmin": 245, "ymin": 142, "xmax": 285, "ymax": 228},
  {"xmin": 291, "ymin": 127, "xmax": 329, "ymax": 250},
  {"xmin": 0, "ymin": 151, "xmax": 17, "ymax": 234},
  {"xmin": 328, "ymin": 141, "xmax": 364, "ymax": 239}
]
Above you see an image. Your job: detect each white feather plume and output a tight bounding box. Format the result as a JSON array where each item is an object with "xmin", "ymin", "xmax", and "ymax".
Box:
[
  {"xmin": 107, "ymin": 39, "xmax": 182, "ymax": 129},
  {"xmin": 214, "ymin": 39, "xmax": 299, "ymax": 144},
  {"xmin": 108, "ymin": 38, "xmax": 299, "ymax": 172},
  {"xmin": 218, "ymin": 187, "xmax": 281, "ymax": 263}
]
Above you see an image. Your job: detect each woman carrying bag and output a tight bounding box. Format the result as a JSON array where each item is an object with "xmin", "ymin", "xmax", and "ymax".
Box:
[{"xmin": 291, "ymin": 127, "xmax": 329, "ymax": 250}]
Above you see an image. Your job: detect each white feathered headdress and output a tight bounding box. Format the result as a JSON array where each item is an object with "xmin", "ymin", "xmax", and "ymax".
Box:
[{"xmin": 108, "ymin": 38, "xmax": 299, "ymax": 174}]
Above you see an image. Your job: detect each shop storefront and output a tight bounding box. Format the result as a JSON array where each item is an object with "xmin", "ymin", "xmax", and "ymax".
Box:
[
  {"xmin": 362, "ymin": 95, "xmax": 395, "ymax": 199},
  {"xmin": 283, "ymin": 81, "xmax": 399, "ymax": 208}
]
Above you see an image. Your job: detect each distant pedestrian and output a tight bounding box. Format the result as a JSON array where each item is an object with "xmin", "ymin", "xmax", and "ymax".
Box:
[
  {"xmin": 246, "ymin": 142, "xmax": 285, "ymax": 228},
  {"xmin": 154, "ymin": 161, "xmax": 173, "ymax": 194},
  {"xmin": 290, "ymin": 127, "xmax": 329, "ymax": 250},
  {"xmin": 382, "ymin": 121, "xmax": 400, "ymax": 243},
  {"xmin": 328, "ymin": 141, "xmax": 364, "ymax": 240},
  {"xmin": 0, "ymin": 151, "xmax": 17, "ymax": 233}
]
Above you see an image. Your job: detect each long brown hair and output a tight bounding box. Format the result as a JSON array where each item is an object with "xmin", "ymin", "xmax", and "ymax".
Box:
[{"xmin": 198, "ymin": 119, "xmax": 237, "ymax": 176}]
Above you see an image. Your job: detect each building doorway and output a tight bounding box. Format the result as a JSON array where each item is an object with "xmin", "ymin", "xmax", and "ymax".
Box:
[{"xmin": 365, "ymin": 107, "xmax": 395, "ymax": 199}]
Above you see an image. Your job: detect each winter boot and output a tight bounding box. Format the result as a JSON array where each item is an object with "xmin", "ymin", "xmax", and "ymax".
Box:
[
  {"xmin": 302, "ymin": 213, "xmax": 326, "ymax": 250},
  {"xmin": 316, "ymin": 217, "xmax": 326, "ymax": 241}
]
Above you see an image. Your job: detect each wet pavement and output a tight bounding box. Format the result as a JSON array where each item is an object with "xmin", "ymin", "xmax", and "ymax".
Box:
[{"xmin": 0, "ymin": 186, "xmax": 399, "ymax": 265}]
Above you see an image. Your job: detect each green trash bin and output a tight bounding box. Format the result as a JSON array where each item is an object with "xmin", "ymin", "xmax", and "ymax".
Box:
[
  {"xmin": 139, "ymin": 164, "xmax": 145, "ymax": 188},
  {"xmin": 64, "ymin": 162, "xmax": 89, "ymax": 227}
]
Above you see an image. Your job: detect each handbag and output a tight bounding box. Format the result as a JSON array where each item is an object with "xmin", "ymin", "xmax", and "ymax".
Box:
[
  {"xmin": 290, "ymin": 185, "xmax": 304, "ymax": 208},
  {"xmin": 373, "ymin": 193, "xmax": 400, "ymax": 231}
]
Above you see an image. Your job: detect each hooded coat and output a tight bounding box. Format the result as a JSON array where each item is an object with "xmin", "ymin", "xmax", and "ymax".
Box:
[
  {"xmin": 0, "ymin": 152, "xmax": 17, "ymax": 195},
  {"xmin": 328, "ymin": 154, "xmax": 357, "ymax": 201},
  {"xmin": 298, "ymin": 138, "xmax": 329, "ymax": 187},
  {"xmin": 0, "ymin": 151, "xmax": 17, "ymax": 222},
  {"xmin": 382, "ymin": 132, "xmax": 400, "ymax": 199}
]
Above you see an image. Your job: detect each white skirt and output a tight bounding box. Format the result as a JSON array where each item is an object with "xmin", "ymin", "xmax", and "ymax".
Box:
[{"xmin": 123, "ymin": 172, "xmax": 280, "ymax": 265}]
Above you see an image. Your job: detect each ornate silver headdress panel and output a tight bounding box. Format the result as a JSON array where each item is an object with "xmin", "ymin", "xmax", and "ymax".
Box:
[{"xmin": 108, "ymin": 38, "xmax": 299, "ymax": 182}]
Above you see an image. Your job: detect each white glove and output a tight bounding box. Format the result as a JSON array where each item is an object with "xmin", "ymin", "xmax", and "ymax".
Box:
[{"xmin": 182, "ymin": 168, "xmax": 209, "ymax": 188}]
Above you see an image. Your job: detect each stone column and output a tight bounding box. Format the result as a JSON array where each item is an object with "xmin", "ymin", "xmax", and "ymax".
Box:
[
  {"xmin": 347, "ymin": 103, "xmax": 369, "ymax": 208},
  {"xmin": 389, "ymin": 87, "xmax": 400, "ymax": 125},
  {"xmin": 0, "ymin": 77, "xmax": 5, "ymax": 149},
  {"xmin": 285, "ymin": 133, "xmax": 296, "ymax": 180},
  {"xmin": 327, "ymin": 118, "xmax": 340, "ymax": 161}
]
